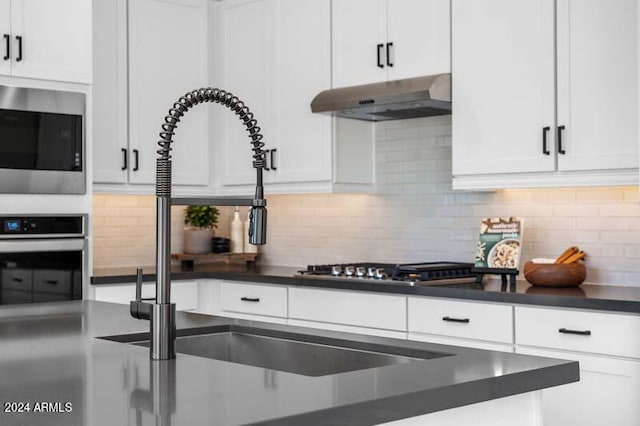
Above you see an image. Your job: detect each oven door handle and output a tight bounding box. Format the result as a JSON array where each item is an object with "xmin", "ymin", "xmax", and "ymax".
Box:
[{"xmin": 0, "ymin": 239, "xmax": 85, "ymax": 253}]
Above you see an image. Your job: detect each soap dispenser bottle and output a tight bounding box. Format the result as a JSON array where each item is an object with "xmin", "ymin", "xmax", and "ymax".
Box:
[
  {"xmin": 244, "ymin": 210, "xmax": 258, "ymax": 254},
  {"xmin": 230, "ymin": 207, "xmax": 243, "ymax": 253}
]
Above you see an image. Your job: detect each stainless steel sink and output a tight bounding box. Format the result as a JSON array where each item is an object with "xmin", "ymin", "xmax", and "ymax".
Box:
[{"xmin": 100, "ymin": 325, "xmax": 451, "ymax": 377}]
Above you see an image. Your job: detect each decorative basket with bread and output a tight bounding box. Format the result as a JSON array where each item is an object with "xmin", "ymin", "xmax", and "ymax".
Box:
[{"xmin": 523, "ymin": 246, "xmax": 587, "ymax": 287}]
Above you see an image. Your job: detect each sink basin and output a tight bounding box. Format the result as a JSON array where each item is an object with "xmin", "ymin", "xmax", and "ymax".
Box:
[{"xmin": 100, "ymin": 325, "xmax": 451, "ymax": 377}]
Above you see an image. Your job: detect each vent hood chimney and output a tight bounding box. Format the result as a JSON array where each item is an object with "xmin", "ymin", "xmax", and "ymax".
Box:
[{"xmin": 310, "ymin": 74, "xmax": 451, "ymax": 122}]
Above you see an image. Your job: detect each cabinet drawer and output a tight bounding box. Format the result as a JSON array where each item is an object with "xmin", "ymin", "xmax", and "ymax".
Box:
[
  {"xmin": 1, "ymin": 269, "xmax": 33, "ymax": 291},
  {"xmin": 515, "ymin": 306, "xmax": 640, "ymax": 359},
  {"xmin": 288, "ymin": 287, "xmax": 406, "ymax": 331},
  {"xmin": 34, "ymin": 270, "xmax": 72, "ymax": 295},
  {"xmin": 220, "ymin": 282, "xmax": 287, "ymax": 318},
  {"xmin": 408, "ymin": 297, "xmax": 513, "ymax": 344}
]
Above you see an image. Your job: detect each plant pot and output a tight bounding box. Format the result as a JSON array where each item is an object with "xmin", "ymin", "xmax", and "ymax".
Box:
[{"xmin": 183, "ymin": 229, "xmax": 213, "ymax": 254}]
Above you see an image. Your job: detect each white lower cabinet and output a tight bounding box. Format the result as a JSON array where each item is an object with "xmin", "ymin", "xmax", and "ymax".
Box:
[
  {"xmin": 219, "ymin": 281, "xmax": 288, "ymax": 325},
  {"xmin": 408, "ymin": 297, "xmax": 514, "ymax": 344},
  {"xmin": 93, "ymin": 281, "xmax": 198, "ymax": 311},
  {"xmin": 288, "ymin": 287, "xmax": 407, "ymax": 334},
  {"xmin": 515, "ymin": 306, "xmax": 640, "ymax": 426},
  {"xmin": 516, "ymin": 347, "xmax": 640, "ymax": 426}
]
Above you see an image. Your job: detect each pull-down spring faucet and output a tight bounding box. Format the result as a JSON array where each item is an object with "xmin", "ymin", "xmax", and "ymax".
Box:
[{"xmin": 130, "ymin": 88, "xmax": 268, "ymax": 360}]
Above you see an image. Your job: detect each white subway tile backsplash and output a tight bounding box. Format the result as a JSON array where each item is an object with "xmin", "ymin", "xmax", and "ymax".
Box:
[{"xmin": 93, "ymin": 116, "xmax": 640, "ymax": 286}]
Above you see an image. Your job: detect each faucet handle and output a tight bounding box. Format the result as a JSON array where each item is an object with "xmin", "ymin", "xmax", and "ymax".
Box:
[
  {"xmin": 135, "ymin": 268, "xmax": 143, "ymax": 302},
  {"xmin": 130, "ymin": 267, "xmax": 152, "ymax": 320}
]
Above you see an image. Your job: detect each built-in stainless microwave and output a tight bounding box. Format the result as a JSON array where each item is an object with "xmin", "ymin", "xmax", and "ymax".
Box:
[{"xmin": 0, "ymin": 86, "xmax": 85, "ymax": 194}]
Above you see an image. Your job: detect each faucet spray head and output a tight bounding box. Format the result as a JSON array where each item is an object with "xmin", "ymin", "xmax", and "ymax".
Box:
[{"xmin": 249, "ymin": 204, "xmax": 267, "ymax": 245}]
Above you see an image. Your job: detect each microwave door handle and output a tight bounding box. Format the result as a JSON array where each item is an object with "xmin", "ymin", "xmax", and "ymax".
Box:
[{"xmin": 0, "ymin": 239, "xmax": 85, "ymax": 253}]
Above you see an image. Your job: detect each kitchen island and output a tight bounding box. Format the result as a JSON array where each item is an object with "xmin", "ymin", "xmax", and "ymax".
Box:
[{"xmin": 0, "ymin": 300, "xmax": 577, "ymax": 426}]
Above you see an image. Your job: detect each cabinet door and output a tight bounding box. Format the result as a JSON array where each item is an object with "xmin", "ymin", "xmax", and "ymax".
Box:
[
  {"xmin": 92, "ymin": 0, "xmax": 128, "ymax": 184},
  {"xmin": 128, "ymin": 0, "xmax": 208, "ymax": 186},
  {"xmin": 387, "ymin": 0, "xmax": 450, "ymax": 80},
  {"xmin": 0, "ymin": 0, "xmax": 10, "ymax": 77},
  {"xmin": 332, "ymin": 0, "xmax": 387, "ymax": 88},
  {"xmin": 270, "ymin": 0, "xmax": 332, "ymax": 184},
  {"xmin": 516, "ymin": 347, "xmax": 640, "ymax": 426},
  {"xmin": 214, "ymin": 0, "xmax": 274, "ymax": 187},
  {"xmin": 556, "ymin": 0, "xmax": 638, "ymax": 171},
  {"xmin": 451, "ymin": 0, "xmax": 556, "ymax": 176},
  {"xmin": 10, "ymin": 0, "xmax": 91, "ymax": 83}
]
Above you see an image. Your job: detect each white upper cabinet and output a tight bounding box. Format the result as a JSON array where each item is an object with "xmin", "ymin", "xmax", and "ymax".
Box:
[
  {"xmin": 452, "ymin": 0, "xmax": 556, "ymax": 176},
  {"xmin": 128, "ymin": 0, "xmax": 208, "ymax": 186},
  {"xmin": 213, "ymin": 0, "xmax": 368, "ymax": 194},
  {"xmin": 270, "ymin": 0, "xmax": 332, "ymax": 184},
  {"xmin": 214, "ymin": 0, "xmax": 273, "ymax": 187},
  {"xmin": 332, "ymin": 0, "xmax": 387, "ymax": 88},
  {"xmin": 556, "ymin": 0, "xmax": 638, "ymax": 172},
  {"xmin": 332, "ymin": 0, "xmax": 451, "ymax": 88},
  {"xmin": 0, "ymin": 0, "xmax": 91, "ymax": 84},
  {"xmin": 452, "ymin": 0, "xmax": 639, "ymax": 189},
  {"xmin": 386, "ymin": 0, "xmax": 451, "ymax": 81},
  {"xmin": 93, "ymin": 0, "xmax": 127, "ymax": 184},
  {"xmin": 0, "ymin": 0, "xmax": 11, "ymax": 76},
  {"xmin": 93, "ymin": 0, "xmax": 209, "ymax": 190}
]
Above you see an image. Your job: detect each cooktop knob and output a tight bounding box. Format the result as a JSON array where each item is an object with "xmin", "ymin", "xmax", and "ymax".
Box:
[
  {"xmin": 374, "ymin": 268, "xmax": 386, "ymax": 280},
  {"xmin": 367, "ymin": 267, "xmax": 377, "ymax": 278},
  {"xmin": 331, "ymin": 265, "xmax": 342, "ymax": 276},
  {"xmin": 356, "ymin": 266, "xmax": 366, "ymax": 278},
  {"xmin": 344, "ymin": 266, "xmax": 355, "ymax": 277}
]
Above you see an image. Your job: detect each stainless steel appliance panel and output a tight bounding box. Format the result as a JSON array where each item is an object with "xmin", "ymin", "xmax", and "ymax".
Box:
[{"xmin": 0, "ymin": 86, "xmax": 86, "ymax": 194}]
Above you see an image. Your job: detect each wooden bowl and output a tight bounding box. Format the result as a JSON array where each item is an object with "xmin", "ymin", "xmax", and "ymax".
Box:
[{"xmin": 523, "ymin": 261, "xmax": 586, "ymax": 287}]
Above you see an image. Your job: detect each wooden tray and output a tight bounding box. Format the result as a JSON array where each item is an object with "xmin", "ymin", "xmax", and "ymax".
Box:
[{"xmin": 171, "ymin": 252, "xmax": 258, "ymax": 268}]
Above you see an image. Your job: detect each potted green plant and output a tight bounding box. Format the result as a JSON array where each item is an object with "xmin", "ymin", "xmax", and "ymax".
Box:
[{"xmin": 183, "ymin": 205, "xmax": 220, "ymax": 254}]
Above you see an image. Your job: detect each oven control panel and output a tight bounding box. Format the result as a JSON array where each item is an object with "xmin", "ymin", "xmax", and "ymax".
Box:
[{"xmin": 0, "ymin": 216, "xmax": 85, "ymax": 238}]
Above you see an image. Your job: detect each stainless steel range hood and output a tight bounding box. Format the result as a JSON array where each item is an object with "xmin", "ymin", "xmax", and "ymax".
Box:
[{"xmin": 310, "ymin": 74, "xmax": 451, "ymax": 122}]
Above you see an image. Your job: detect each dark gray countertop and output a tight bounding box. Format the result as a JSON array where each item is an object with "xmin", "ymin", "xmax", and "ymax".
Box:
[
  {"xmin": 92, "ymin": 264, "xmax": 640, "ymax": 313},
  {"xmin": 0, "ymin": 301, "xmax": 577, "ymax": 426}
]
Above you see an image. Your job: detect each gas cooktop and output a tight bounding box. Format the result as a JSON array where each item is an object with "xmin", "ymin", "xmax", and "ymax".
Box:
[{"xmin": 296, "ymin": 262, "xmax": 482, "ymax": 287}]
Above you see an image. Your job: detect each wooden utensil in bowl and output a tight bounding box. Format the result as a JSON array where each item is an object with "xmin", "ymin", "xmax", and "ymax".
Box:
[{"xmin": 524, "ymin": 261, "xmax": 586, "ymax": 287}]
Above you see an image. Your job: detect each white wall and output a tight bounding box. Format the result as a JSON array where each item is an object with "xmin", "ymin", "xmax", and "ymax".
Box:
[{"xmin": 94, "ymin": 116, "xmax": 640, "ymax": 286}]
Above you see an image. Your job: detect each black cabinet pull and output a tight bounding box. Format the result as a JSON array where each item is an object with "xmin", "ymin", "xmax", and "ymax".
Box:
[
  {"xmin": 15, "ymin": 35, "xmax": 22, "ymax": 62},
  {"xmin": 12, "ymin": 278, "xmax": 23, "ymax": 283},
  {"xmin": 3, "ymin": 34, "xmax": 9, "ymax": 60},
  {"xmin": 270, "ymin": 148, "xmax": 277, "ymax": 171},
  {"xmin": 386, "ymin": 42, "xmax": 394, "ymax": 67},
  {"xmin": 542, "ymin": 126, "xmax": 550, "ymax": 155},
  {"xmin": 442, "ymin": 316, "xmax": 470, "ymax": 324},
  {"xmin": 557, "ymin": 125, "xmax": 566, "ymax": 154},
  {"xmin": 121, "ymin": 148, "xmax": 128, "ymax": 170},
  {"xmin": 377, "ymin": 43, "xmax": 384, "ymax": 68},
  {"xmin": 133, "ymin": 149, "xmax": 139, "ymax": 171},
  {"xmin": 45, "ymin": 280, "xmax": 59, "ymax": 285},
  {"xmin": 264, "ymin": 149, "xmax": 270, "ymax": 171},
  {"xmin": 559, "ymin": 328, "xmax": 591, "ymax": 336},
  {"xmin": 240, "ymin": 297, "xmax": 260, "ymax": 302}
]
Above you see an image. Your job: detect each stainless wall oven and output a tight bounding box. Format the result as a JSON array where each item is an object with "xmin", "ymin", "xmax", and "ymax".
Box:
[
  {"xmin": 0, "ymin": 215, "xmax": 86, "ymax": 305},
  {"xmin": 0, "ymin": 86, "xmax": 85, "ymax": 194}
]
